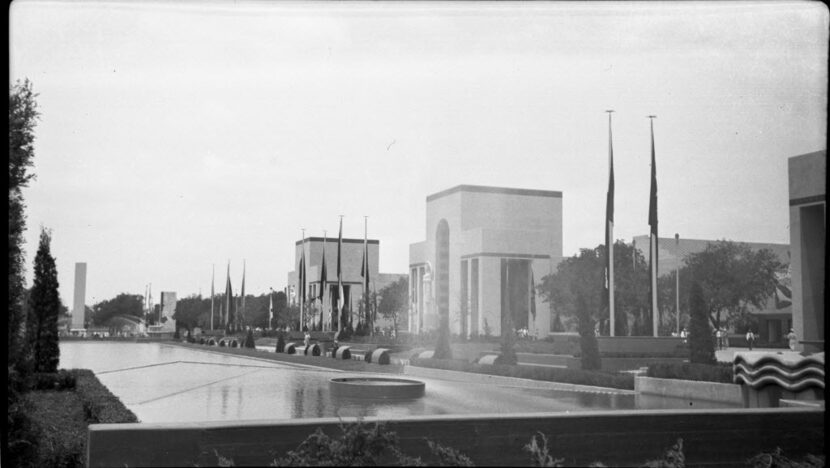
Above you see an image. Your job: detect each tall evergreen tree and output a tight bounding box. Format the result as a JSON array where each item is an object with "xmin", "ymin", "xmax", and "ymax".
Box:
[
  {"xmin": 9, "ymin": 79, "xmax": 40, "ymax": 373},
  {"xmin": 689, "ymin": 281, "xmax": 716, "ymax": 365},
  {"xmin": 27, "ymin": 228, "xmax": 61, "ymax": 373}
]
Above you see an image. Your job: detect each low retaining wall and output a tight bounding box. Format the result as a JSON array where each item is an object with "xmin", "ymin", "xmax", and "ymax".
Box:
[
  {"xmin": 636, "ymin": 376, "xmax": 744, "ymax": 406},
  {"xmin": 87, "ymin": 408, "xmax": 824, "ymax": 467}
]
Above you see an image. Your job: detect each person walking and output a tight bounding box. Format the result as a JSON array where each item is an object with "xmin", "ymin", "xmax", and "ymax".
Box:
[
  {"xmin": 715, "ymin": 328, "xmax": 723, "ymax": 350},
  {"xmin": 680, "ymin": 327, "xmax": 688, "ymax": 344},
  {"xmin": 746, "ymin": 329, "xmax": 756, "ymax": 351},
  {"xmin": 786, "ymin": 328, "xmax": 798, "ymax": 351}
]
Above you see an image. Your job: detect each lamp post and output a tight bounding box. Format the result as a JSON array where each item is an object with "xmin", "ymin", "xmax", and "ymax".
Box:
[{"xmin": 675, "ymin": 233, "xmax": 680, "ymax": 336}]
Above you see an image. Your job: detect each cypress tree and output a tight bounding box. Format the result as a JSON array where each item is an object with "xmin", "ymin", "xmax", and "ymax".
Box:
[
  {"xmin": 689, "ymin": 281, "xmax": 716, "ymax": 364},
  {"xmin": 577, "ymin": 294, "xmax": 601, "ymax": 370},
  {"xmin": 27, "ymin": 228, "xmax": 61, "ymax": 373},
  {"xmin": 433, "ymin": 306, "xmax": 453, "ymax": 359},
  {"xmin": 9, "ymin": 79, "xmax": 39, "ymax": 374}
]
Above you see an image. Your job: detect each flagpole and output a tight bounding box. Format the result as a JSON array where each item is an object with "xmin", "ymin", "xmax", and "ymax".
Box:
[
  {"xmin": 322, "ymin": 229, "xmax": 327, "ymax": 331},
  {"xmin": 648, "ymin": 115, "xmax": 659, "ymax": 337},
  {"xmin": 606, "ymin": 109, "xmax": 615, "ymax": 337},
  {"xmin": 363, "ymin": 215, "xmax": 369, "ymax": 334},
  {"xmin": 337, "ymin": 216, "xmax": 344, "ymax": 333},
  {"xmin": 241, "ymin": 259, "xmax": 246, "ymax": 330},
  {"xmin": 210, "ymin": 264, "xmax": 215, "ymax": 331},
  {"xmin": 297, "ymin": 228, "xmax": 305, "ymax": 331}
]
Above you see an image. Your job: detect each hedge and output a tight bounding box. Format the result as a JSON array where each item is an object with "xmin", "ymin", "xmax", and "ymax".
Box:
[
  {"xmin": 70, "ymin": 369, "xmax": 138, "ymax": 423},
  {"xmin": 28, "ymin": 369, "xmax": 77, "ymax": 391},
  {"xmin": 646, "ymin": 362, "xmax": 734, "ymax": 384},
  {"xmin": 409, "ymin": 357, "xmax": 634, "ymax": 390}
]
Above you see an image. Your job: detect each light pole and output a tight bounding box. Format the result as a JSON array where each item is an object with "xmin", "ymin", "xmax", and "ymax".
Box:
[{"xmin": 675, "ymin": 233, "xmax": 680, "ymax": 335}]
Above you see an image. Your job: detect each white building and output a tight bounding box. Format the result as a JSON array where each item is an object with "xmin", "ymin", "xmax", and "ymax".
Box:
[{"xmin": 409, "ymin": 185, "xmax": 563, "ymax": 338}]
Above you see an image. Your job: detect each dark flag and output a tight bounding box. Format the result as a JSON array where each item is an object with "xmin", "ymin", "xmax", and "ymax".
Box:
[
  {"xmin": 319, "ymin": 236, "xmax": 327, "ymax": 301},
  {"xmin": 361, "ymin": 218, "xmax": 370, "ymax": 330},
  {"xmin": 336, "ymin": 218, "xmax": 344, "ymax": 330},
  {"xmin": 224, "ymin": 262, "xmax": 233, "ymax": 332},
  {"xmin": 605, "ymin": 110, "xmax": 615, "ymax": 336},
  {"xmin": 648, "ymin": 116, "xmax": 659, "ymax": 336}
]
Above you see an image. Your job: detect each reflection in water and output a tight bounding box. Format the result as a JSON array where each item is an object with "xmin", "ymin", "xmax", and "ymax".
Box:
[
  {"xmin": 59, "ymin": 342, "xmax": 702, "ymax": 424},
  {"xmin": 636, "ymin": 393, "xmax": 742, "ymax": 410}
]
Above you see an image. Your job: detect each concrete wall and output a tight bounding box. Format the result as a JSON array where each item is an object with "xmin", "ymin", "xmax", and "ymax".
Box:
[
  {"xmin": 87, "ymin": 409, "xmax": 824, "ymax": 467},
  {"xmin": 636, "ymin": 376, "xmax": 744, "ymax": 406},
  {"xmin": 788, "ymin": 150, "xmax": 826, "ymax": 353}
]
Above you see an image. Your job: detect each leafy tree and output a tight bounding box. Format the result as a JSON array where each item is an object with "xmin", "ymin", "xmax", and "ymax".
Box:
[
  {"xmin": 539, "ymin": 247, "xmax": 602, "ymax": 368},
  {"xmin": 173, "ymin": 295, "xmax": 209, "ymax": 332},
  {"xmin": 378, "ymin": 277, "xmax": 408, "ymax": 335},
  {"xmin": 9, "ymin": 79, "xmax": 40, "ymax": 373},
  {"xmin": 272, "ymin": 291, "xmax": 288, "ymax": 329},
  {"xmin": 26, "ymin": 228, "xmax": 61, "ymax": 373},
  {"xmin": 539, "ymin": 242, "xmax": 650, "ymax": 337},
  {"xmin": 91, "ymin": 293, "xmax": 144, "ymax": 326},
  {"xmin": 688, "ymin": 282, "xmax": 716, "ymax": 364},
  {"xmin": 678, "ymin": 241, "xmax": 784, "ymax": 330}
]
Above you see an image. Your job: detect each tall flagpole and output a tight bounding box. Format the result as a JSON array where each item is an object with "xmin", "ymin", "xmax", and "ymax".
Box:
[
  {"xmin": 363, "ymin": 215, "xmax": 369, "ymax": 333},
  {"xmin": 606, "ymin": 109, "xmax": 615, "ymax": 337},
  {"xmin": 300, "ymin": 228, "xmax": 305, "ymax": 331},
  {"xmin": 322, "ymin": 229, "xmax": 328, "ymax": 331},
  {"xmin": 210, "ymin": 264, "xmax": 215, "ymax": 330},
  {"xmin": 648, "ymin": 115, "xmax": 659, "ymax": 337},
  {"xmin": 337, "ymin": 216, "xmax": 344, "ymax": 333}
]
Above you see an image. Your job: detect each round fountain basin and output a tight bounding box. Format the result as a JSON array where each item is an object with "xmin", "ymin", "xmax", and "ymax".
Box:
[{"xmin": 330, "ymin": 377, "xmax": 425, "ymax": 399}]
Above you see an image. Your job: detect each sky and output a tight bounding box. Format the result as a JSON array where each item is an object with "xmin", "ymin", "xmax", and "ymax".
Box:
[{"xmin": 9, "ymin": 0, "xmax": 828, "ymax": 307}]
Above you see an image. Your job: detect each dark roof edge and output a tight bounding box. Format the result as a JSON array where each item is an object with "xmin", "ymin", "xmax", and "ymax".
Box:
[
  {"xmin": 426, "ymin": 185, "xmax": 563, "ymax": 202},
  {"xmin": 296, "ymin": 237, "xmax": 380, "ymax": 246}
]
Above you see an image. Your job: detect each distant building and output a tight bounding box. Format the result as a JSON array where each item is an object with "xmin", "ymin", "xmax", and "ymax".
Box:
[
  {"xmin": 287, "ymin": 236, "xmax": 406, "ymax": 331},
  {"xmin": 409, "ymin": 185, "xmax": 563, "ymax": 338},
  {"xmin": 632, "ymin": 235, "xmax": 791, "ymax": 343},
  {"xmin": 788, "ymin": 150, "xmax": 825, "ymax": 353},
  {"xmin": 149, "ymin": 291, "xmax": 177, "ymax": 335},
  {"xmin": 71, "ymin": 262, "xmax": 87, "ymax": 329}
]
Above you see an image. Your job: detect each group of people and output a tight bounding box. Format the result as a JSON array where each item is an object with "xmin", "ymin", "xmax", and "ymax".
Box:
[{"xmin": 677, "ymin": 326, "xmax": 798, "ymax": 352}]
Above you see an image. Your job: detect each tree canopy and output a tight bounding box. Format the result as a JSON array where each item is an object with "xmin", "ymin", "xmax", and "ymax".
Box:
[
  {"xmin": 378, "ymin": 277, "xmax": 408, "ymax": 332},
  {"xmin": 27, "ymin": 228, "xmax": 61, "ymax": 373},
  {"xmin": 676, "ymin": 241, "xmax": 785, "ymax": 330},
  {"xmin": 91, "ymin": 293, "xmax": 144, "ymax": 326},
  {"xmin": 9, "ymin": 79, "xmax": 40, "ymax": 372}
]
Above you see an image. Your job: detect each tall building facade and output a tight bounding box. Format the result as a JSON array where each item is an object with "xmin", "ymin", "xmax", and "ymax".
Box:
[
  {"xmin": 788, "ymin": 150, "xmax": 825, "ymax": 353},
  {"xmin": 409, "ymin": 185, "xmax": 563, "ymax": 338},
  {"xmin": 287, "ymin": 237, "xmax": 405, "ymax": 330}
]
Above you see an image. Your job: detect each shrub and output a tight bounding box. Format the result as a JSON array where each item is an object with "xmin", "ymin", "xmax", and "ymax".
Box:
[
  {"xmin": 646, "ymin": 362, "xmax": 733, "ymax": 384},
  {"xmin": 243, "ymin": 329, "xmax": 256, "ymax": 348},
  {"xmin": 410, "ymin": 357, "xmax": 634, "ymax": 390},
  {"xmin": 688, "ymin": 282, "xmax": 715, "ymax": 365},
  {"xmin": 28, "ymin": 369, "xmax": 76, "ymax": 391},
  {"xmin": 71, "ymin": 369, "xmax": 138, "ymax": 423},
  {"xmin": 746, "ymin": 447, "xmax": 825, "ymax": 468},
  {"xmin": 276, "ymin": 332, "xmax": 286, "ymax": 353}
]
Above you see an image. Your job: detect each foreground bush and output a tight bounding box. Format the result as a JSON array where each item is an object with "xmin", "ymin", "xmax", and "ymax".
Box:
[
  {"xmin": 28, "ymin": 369, "xmax": 76, "ymax": 390},
  {"xmin": 646, "ymin": 362, "xmax": 733, "ymax": 384},
  {"xmin": 71, "ymin": 369, "xmax": 138, "ymax": 423},
  {"xmin": 410, "ymin": 357, "xmax": 634, "ymax": 390}
]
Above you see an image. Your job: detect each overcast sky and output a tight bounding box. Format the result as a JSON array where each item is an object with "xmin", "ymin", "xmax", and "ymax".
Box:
[{"xmin": 10, "ymin": 0, "xmax": 827, "ymax": 307}]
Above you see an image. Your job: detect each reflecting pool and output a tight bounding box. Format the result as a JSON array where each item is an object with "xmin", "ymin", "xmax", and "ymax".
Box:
[{"xmin": 59, "ymin": 342, "xmax": 732, "ymax": 424}]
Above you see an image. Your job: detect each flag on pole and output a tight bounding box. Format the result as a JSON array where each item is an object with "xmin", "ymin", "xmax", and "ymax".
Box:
[
  {"xmin": 210, "ymin": 264, "xmax": 215, "ymax": 330},
  {"xmin": 336, "ymin": 218, "xmax": 344, "ymax": 330},
  {"xmin": 605, "ymin": 110, "xmax": 616, "ymax": 337},
  {"xmin": 299, "ymin": 242, "xmax": 306, "ymax": 329},
  {"xmin": 648, "ymin": 116, "xmax": 659, "ymax": 337},
  {"xmin": 240, "ymin": 260, "xmax": 246, "ymax": 329},
  {"xmin": 224, "ymin": 262, "xmax": 233, "ymax": 330},
  {"xmin": 319, "ymin": 236, "xmax": 327, "ymax": 301},
  {"xmin": 361, "ymin": 218, "xmax": 370, "ymax": 329}
]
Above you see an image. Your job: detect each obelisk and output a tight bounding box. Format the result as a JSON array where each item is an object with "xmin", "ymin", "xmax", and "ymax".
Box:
[{"xmin": 71, "ymin": 263, "xmax": 87, "ymax": 330}]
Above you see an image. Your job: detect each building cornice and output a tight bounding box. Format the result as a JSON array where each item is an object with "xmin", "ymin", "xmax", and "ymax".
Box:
[
  {"xmin": 426, "ymin": 184, "xmax": 563, "ymax": 203},
  {"xmin": 296, "ymin": 237, "xmax": 380, "ymax": 246}
]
